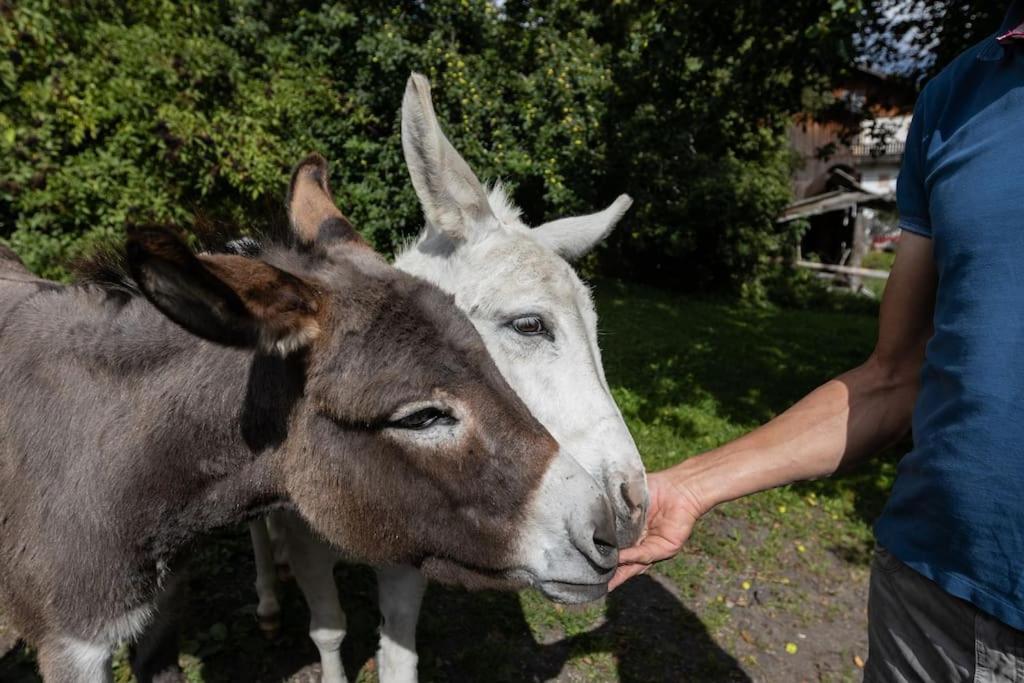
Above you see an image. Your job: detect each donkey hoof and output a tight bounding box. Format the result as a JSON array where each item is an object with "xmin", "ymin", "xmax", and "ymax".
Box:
[
  {"xmin": 275, "ymin": 562, "xmax": 293, "ymax": 583},
  {"xmin": 258, "ymin": 614, "xmax": 281, "ymax": 639}
]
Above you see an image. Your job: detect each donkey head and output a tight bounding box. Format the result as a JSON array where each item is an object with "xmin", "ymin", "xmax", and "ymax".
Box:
[
  {"xmin": 396, "ymin": 74, "xmax": 648, "ymax": 548},
  {"xmin": 125, "ymin": 155, "xmax": 618, "ymax": 603}
]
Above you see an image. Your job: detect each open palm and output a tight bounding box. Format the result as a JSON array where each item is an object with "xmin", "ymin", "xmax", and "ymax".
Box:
[{"xmin": 609, "ymin": 470, "xmax": 705, "ymax": 590}]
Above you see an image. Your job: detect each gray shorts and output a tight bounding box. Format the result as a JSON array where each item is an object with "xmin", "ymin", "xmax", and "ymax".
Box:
[{"xmin": 865, "ymin": 546, "xmax": 1024, "ymax": 682}]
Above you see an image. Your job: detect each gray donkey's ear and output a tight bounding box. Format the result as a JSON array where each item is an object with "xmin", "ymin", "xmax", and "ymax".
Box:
[
  {"xmin": 530, "ymin": 195, "xmax": 633, "ymax": 261},
  {"xmin": 401, "ymin": 73, "xmax": 495, "ymax": 240},
  {"xmin": 126, "ymin": 227, "xmax": 321, "ymax": 356},
  {"xmin": 287, "ymin": 153, "xmax": 366, "ymax": 250}
]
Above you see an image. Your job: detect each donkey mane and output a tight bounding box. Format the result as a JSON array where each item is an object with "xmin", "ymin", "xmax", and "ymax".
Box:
[
  {"xmin": 394, "ymin": 182, "xmax": 527, "ymax": 263},
  {"xmin": 70, "ymin": 242, "xmax": 140, "ymax": 296},
  {"xmin": 486, "ymin": 182, "xmax": 524, "ymax": 226},
  {"xmin": 69, "ymin": 224, "xmax": 325, "ymax": 299}
]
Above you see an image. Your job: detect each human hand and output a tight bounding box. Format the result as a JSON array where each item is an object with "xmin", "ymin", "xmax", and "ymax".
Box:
[{"xmin": 608, "ymin": 469, "xmax": 706, "ymax": 590}]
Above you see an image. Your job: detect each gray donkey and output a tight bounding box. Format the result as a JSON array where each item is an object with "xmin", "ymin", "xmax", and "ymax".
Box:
[{"xmin": 0, "ymin": 156, "xmax": 617, "ymax": 682}]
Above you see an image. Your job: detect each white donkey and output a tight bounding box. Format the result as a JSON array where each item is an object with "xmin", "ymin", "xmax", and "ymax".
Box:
[{"xmin": 248, "ymin": 73, "xmax": 648, "ymax": 683}]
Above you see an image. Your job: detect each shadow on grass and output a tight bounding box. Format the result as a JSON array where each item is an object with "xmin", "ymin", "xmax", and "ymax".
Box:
[
  {"xmin": 1, "ymin": 533, "xmax": 748, "ymax": 683},
  {"xmin": 416, "ymin": 575, "xmax": 749, "ymax": 682},
  {"xmin": 0, "ymin": 556, "xmax": 749, "ymax": 683},
  {"xmin": 595, "ymin": 279, "xmax": 877, "ymax": 429}
]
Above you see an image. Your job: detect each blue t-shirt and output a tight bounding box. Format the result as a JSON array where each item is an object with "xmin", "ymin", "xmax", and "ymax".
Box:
[{"xmin": 875, "ymin": 1, "xmax": 1024, "ymax": 631}]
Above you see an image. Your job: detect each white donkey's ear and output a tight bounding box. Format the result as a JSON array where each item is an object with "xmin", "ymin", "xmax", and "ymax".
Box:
[
  {"xmin": 531, "ymin": 195, "xmax": 633, "ymax": 261},
  {"xmin": 401, "ymin": 73, "xmax": 495, "ymax": 240}
]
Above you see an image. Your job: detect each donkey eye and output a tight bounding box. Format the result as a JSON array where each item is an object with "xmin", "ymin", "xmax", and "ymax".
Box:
[
  {"xmin": 509, "ymin": 315, "xmax": 549, "ymax": 338},
  {"xmin": 390, "ymin": 407, "xmax": 455, "ymax": 430}
]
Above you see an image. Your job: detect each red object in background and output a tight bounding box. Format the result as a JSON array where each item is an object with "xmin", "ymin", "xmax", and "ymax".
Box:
[{"xmin": 872, "ymin": 233, "xmax": 901, "ymax": 252}]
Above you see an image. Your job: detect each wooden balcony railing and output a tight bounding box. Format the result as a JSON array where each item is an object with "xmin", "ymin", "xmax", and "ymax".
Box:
[{"xmin": 849, "ymin": 141, "xmax": 905, "ymax": 159}]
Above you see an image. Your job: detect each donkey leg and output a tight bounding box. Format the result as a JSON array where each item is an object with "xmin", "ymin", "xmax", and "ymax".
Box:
[
  {"xmin": 267, "ymin": 509, "xmax": 293, "ymax": 582},
  {"xmin": 248, "ymin": 518, "xmax": 282, "ymax": 638},
  {"xmin": 375, "ymin": 565, "xmax": 427, "ymax": 683},
  {"xmin": 130, "ymin": 575, "xmax": 186, "ymax": 683},
  {"xmin": 37, "ymin": 637, "xmax": 113, "ymax": 683},
  {"xmin": 283, "ymin": 516, "xmax": 348, "ymax": 683}
]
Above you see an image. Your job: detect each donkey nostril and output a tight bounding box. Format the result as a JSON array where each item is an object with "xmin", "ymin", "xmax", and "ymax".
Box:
[
  {"xmin": 580, "ymin": 493, "xmax": 618, "ymax": 568},
  {"xmin": 594, "ymin": 537, "xmax": 616, "ymax": 558},
  {"xmin": 620, "ymin": 479, "xmax": 646, "ymax": 513},
  {"xmin": 592, "ymin": 512, "xmax": 617, "ymax": 559}
]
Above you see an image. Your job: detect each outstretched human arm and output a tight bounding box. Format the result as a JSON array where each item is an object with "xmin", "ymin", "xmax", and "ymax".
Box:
[{"xmin": 611, "ymin": 232, "xmax": 937, "ymax": 589}]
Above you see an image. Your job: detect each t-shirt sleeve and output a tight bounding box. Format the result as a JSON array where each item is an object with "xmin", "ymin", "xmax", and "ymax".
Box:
[{"xmin": 896, "ymin": 96, "xmax": 932, "ymax": 237}]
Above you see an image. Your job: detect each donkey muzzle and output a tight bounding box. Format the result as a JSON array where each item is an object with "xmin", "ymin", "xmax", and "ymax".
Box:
[{"xmin": 518, "ymin": 450, "xmax": 618, "ymax": 604}]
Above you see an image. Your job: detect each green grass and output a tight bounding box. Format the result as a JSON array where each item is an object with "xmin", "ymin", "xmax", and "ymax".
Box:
[
  {"xmin": 861, "ymin": 250, "xmax": 896, "ymax": 271},
  {"xmin": 596, "ymin": 278, "xmax": 896, "ymax": 540},
  {"xmin": 861, "ymin": 250, "xmax": 896, "ymax": 299},
  {"xmin": 1, "ymin": 279, "xmax": 896, "ymax": 682}
]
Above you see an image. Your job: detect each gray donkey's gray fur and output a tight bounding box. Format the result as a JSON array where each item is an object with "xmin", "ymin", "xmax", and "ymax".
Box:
[{"xmin": 0, "ymin": 156, "xmax": 616, "ymax": 682}]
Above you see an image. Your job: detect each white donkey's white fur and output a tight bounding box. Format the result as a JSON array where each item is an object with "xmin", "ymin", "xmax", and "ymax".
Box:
[{"xmin": 249, "ymin": 74, "xmax": 647, "ymax": 683}]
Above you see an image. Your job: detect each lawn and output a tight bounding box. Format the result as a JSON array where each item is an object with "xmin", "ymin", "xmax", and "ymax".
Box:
[
  {"xmin": 861, "ymin": 250, "xmax": 897, "ymax": 300},
  {"xmin": 0, "ymin": 280, "xmax": 898, "ymax": 683}
]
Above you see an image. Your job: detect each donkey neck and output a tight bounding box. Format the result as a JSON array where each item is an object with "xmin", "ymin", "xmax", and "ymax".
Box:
[
  {"xmin": 101, "ymin": 295, "xmax": 305, "ymax": 528},
  {"xmin": 1, "ymin": 285, "xmax": 305, "ymax": 561}
]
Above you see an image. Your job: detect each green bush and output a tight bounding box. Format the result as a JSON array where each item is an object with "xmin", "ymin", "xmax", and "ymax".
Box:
[{"xmin": 1, "ymin": 0, "xmax": 863, "ymax": 293}]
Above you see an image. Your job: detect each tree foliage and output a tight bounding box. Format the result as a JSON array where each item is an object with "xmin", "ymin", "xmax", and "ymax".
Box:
[
  {"xmin": 2, "ymin": 0, "xmax": 864, "ymax": 293},
  {"xmin": 861, "ymin": 1, "xmax": 1009, "ymax": 82}
]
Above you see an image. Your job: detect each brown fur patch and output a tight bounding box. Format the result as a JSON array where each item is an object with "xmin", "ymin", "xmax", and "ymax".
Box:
[
  {"xmin": 126, "ymin": 227, "xmax": 322, "ymax": 354},
  {"xmin": 200, "ymin": 253, "xmax": 322, "ymax": 353},
  {"xmin": 287, "ymin": 154, "xmax": 365, "ymax": 248}
]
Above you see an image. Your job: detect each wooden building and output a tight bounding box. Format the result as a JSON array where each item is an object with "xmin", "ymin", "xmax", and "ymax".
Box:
[{"xmin": 783, "ymin": 67, "xmax": 916, "ymax": 292}]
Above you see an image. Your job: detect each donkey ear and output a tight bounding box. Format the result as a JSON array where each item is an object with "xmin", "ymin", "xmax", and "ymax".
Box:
[
  {"xmin": 401, "ymin": 73, "xmax": 495, "ymax": 240},
  {"xmin": 126, "ymin": 227, "xmax": 321, "ymax": 356},
  {"xmin": 530, "ymin": 195, "xmax": 633, "ymax": 261},
  {"xmin": 287, "ymin": 154, "xmax": 365, "ymax": 249}
]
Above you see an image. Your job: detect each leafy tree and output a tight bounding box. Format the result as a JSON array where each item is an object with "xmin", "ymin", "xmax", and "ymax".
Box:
[
  {"xmin": 1, "ymin": 0, "xmax": 866, "ymax": 295},
  {"xmin": 862, "ymin": 1, "xmax": 1010, "ymax": 82},
  {"xmin": 576, "ymin": 0, "xmax": 864, "ymax": 294}
]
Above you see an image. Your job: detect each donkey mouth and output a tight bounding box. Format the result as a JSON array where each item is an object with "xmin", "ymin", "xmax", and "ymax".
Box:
[
  {"xmin": 418, "ymin": 557, "xmax": 610, "ymax": 604},
  {"xmin": 539, "ymin": 579, "xmax": 609, "ymax": 604}
]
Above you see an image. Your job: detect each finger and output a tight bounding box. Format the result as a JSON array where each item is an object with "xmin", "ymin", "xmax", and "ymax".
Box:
[
  {"xmin": 608, "ymin": 562, "xmax": 649, "ymax": 591},
  {"xmin": 618, "ymin": 541, "xmax": 672, "ymax": 566},
  {"xmin": 610, "ymin": 565, "xmax": 643, "ymax": 593}
]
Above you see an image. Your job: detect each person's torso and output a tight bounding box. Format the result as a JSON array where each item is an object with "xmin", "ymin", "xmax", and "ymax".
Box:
[{"xmin": 876, "ymin": 38, "xmax": 1024, "ymax": 631}]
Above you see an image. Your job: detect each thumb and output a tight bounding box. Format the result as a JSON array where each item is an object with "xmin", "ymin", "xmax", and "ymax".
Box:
[
  {"xmin": 608, "ymin": 562, "xmax": 649, "ymax": 591},
  {"xmin": 617, "ymin": 536, "xmax": 677, "ymax": 566}
]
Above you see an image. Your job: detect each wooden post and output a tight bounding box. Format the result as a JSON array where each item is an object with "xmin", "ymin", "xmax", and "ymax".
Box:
[
  {"xmin": 795, "ymin": 261, "xmax": 889, "ymax": 280},
  {"xmin": 848, "ymin": 204, "xmax": 870, "ymax": 292}
]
